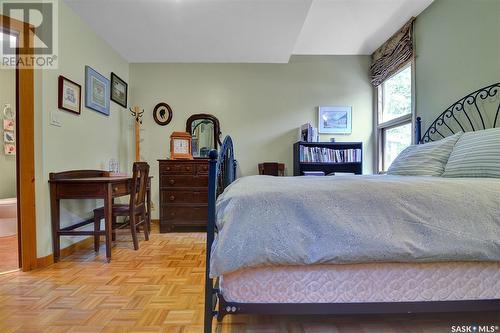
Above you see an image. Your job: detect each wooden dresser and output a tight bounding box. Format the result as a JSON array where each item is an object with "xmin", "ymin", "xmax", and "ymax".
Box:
[{"xmin": 158, "ymin": 159, "xmax": 209, "ymax": 232}]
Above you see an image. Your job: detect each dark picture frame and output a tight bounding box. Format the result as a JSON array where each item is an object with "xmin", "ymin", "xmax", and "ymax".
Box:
[
  {"xmin": 110, "ymin": 72, "xmax": 128, "ymax": 108},
  {"xmin": 58, "ymin": 75, "xmax": 81, "ymax": 115},
  {"xmin": 153, "ymin": 102, "xmax": 173, "ymax": 126}
]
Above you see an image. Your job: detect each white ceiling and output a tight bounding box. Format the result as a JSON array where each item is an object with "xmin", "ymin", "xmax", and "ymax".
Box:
[
  {"xmin": 294, "ymin": 0, "xmax": 434, "ymax": 55},
  {"xmin": 64, "ymin": 0, "xmax": 433, "ymax": 63}
]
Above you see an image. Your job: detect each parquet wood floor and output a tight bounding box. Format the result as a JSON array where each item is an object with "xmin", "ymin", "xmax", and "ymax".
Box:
[
  {"xmin": 0, "ymin": 224, "xmax": 497, "ymax": 332},
  {"xmin": 0, "ymin": 235, "xmax": 19, "ymax": 273}
]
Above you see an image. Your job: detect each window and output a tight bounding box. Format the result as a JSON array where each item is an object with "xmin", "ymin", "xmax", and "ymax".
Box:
[{"xmin": 377, "ymin": 64, "xmax": 413, "ymax": 172}]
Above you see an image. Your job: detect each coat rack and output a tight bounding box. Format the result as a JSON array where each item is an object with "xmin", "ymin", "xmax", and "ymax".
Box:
[{"xmin": 130, "ymin": 106, "xmax": 144, "ymax": 162}]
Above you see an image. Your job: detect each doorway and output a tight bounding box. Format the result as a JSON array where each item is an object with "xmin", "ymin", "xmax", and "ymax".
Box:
[
  {"xmin": 0, "ymin": 15, "xmax": 37, "ymax": 271},
  {"xmin": 0, "ymin": 31, "xmax": 18, "ymax": 273}
]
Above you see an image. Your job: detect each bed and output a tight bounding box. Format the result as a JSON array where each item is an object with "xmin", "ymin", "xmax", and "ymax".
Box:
[{"xmin": 203, "ymin": 83, "xmax": 500, "ymax": 332}]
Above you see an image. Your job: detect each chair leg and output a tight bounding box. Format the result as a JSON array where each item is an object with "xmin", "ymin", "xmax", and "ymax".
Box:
[
  {"xmin": 94, "ymin": 214, "xmax": 100, "ymax": 252},
  {"xmin": 130, "ymin": 213, "xmax": 139, "ymax": 250},
  {"xmin": 142, "ymin": 210, "xmax": 149, "ymax": 241}
]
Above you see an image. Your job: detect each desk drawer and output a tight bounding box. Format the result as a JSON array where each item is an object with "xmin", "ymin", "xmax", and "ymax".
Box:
[
  {"xmin": 163, "ymin": 205, "xmax": 207, "ymax": 221},
  {"xmin": 160, "ymin": 162, "xmax": 195, "ymax": 175},
  {"xmin": 161, "ymin": 190, "xmax": 207, "ymax": 204},
  {"xmin": 161, "ymin": 175, "xmax": 208, "ymax": 188},
  {"xmin": 112, "ymin": 182, "xmax": 129, "ymax": 196}
]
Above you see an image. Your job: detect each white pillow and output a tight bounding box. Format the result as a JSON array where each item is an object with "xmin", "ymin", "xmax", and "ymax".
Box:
[
  {"xmin": 442, "ymin": 127, "xmax": 500, "ymax": 178},
  {"xmin": 387, "ymin": 132, "xmax": 462, "ymax": 176}
]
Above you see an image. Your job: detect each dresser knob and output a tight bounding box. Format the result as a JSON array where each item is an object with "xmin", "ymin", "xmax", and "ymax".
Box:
[
  {"xmin": 169, "ymin": 179, "xmax": 175, "ymax": 185},
  {"xmin": 170, "ymin": 212, "xmax": 175, "ymax": 217},
  {"xmin": 185, "ymin": 166, "xmax": 191, "ymax": 171},
  {"xmin": 169, "ymin": 195, "xmax": 175, "ymax": 201},
  {"xmin": 203, "ymin": 166, "xmax": 208, "ymax": 171},
  {"xmin": 114, "ymin": 187, "xmax": 118, "ymax": 192},
  {"xmin": 166, "ymin": 167, "xmax": 171, "ymax": 171}
]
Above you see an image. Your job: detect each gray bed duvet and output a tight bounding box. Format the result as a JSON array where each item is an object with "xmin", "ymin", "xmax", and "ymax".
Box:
[{"xmin": 210, "ymin": 175, "xmax": 500, "ymax": 277}]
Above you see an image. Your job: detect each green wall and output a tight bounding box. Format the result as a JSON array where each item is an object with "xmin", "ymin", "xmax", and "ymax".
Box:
[
  {"xmin": 0, "ymin": 65, "xmax": 16, "ymax": 199},
  {"xmin": 33, "ymin": 0, "xmax": 132, "ymax": 257},
  {"xmin": 415, "ymin": 0, "xmax": 500, "ymax": 131},
  {"xmin": 130, "ymin": 56, "xmax": 374, "ymax": 219}
]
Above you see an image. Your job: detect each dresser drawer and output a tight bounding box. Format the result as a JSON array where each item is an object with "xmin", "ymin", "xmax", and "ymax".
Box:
[
  {"xmin": 161, "ymin": 175, "xmax": 208, "ymax": 188},
  {"xmin": 162, "ymin": 190, "xmax": 208, "ymax": 204},
  {"xmin": 196, "ymin": 163, "xmax": 209, "ymax": 174},
  {"xmin": 163, "ymin": 206, "xmax": 207, "ymax": 221},
  {"xmin": 160, "ymin": 162, "xmax": 195, "ymax": 175}
]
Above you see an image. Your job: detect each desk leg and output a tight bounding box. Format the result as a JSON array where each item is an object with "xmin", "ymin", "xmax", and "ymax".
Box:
[
  {"xmin": 146, "ymin": 180, "xmax": 151, "ymax": 234},
  {"xmin": 50, "ymin": 184, "xmax": 61, "ymax": 262},
  {"xmin": 104, "ymin": 184, "xmax": 113, "ymax": 263}
]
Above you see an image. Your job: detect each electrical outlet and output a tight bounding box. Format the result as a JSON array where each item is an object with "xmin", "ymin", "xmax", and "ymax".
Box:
[{"xmin": 50, "ymin": 110, "xmax": 62, "ymax": 127}]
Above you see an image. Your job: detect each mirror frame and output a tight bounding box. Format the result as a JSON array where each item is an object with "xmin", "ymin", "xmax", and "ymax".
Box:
[{"xmin": 186, "ymin": 114, "xmax": 222, "ymax": 158}]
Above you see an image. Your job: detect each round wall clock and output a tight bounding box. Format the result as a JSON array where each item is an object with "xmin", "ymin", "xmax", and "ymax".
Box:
[{"xmin": 153, "ymin": 102, "xmax": 173, "ymax": 126}]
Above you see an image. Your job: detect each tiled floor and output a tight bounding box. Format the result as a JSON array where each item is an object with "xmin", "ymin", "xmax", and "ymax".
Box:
[
  {"xmin": 0, "ymin": 225, "xmax": 497, "ymax": 332},
  {"xmin": 0, "ymin": 234, "xmax": 19, "ymax": 273}
]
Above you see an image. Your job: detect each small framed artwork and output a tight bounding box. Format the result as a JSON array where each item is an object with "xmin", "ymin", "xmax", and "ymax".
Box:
[
  {"xmin": 3, "ymin": 119, "xmax": 14, "ymax": 131},
  {"xmin": 85, "ymin": 66, "xmax": 110, "ymax": 116},
  {"xmin": 4, "ymin": 143, "xmax": 15, "ymax": 155},
  {"xmin": 318, "ymin": 106, "xmax": 352, "ymax": 134},
  {"xmin": 153, "ymin": 102, "xmax": 173, "ymax": 126},
  {"xmin": 58, "ymin": 75, "xmax": 81, "ymax": 114},
  {"xmin": 110, "ymin": 72, "xmax": 128, "ymax": 108},
  {"xmin": 4, "ymin": 131, "xmax": 15, "ymax": 143}
]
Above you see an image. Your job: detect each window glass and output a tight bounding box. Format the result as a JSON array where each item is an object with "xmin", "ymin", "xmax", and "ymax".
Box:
[
  {"xmin": 380, "ymin": 65, "xmax": 412, "ymax": 123},
  {"xmin": 384, "ymin": 122, "xmax": 412, "ymax": 170}
]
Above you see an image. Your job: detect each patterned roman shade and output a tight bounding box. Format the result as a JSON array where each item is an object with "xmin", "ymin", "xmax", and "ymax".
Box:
[{"xmin": 370, "ymin": 18, "xmax": 415, "ymax": 87}]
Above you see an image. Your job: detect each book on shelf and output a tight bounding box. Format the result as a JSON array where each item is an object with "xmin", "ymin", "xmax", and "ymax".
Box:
[{"xmin": 299, "ymin": 145, "xmax": 362, "ymax": 163}]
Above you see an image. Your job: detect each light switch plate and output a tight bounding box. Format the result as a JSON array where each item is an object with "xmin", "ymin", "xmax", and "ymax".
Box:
[{"xmin": 50, "ymin": 110, "xmax": 62, "ymax": 127}]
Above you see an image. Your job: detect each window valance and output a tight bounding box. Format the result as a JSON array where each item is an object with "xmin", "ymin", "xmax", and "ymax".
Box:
[{"xmin": 370, "ymin": 18, "xmax": 415, "ymax": 87}]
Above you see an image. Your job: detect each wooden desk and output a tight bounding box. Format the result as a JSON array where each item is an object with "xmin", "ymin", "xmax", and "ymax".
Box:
[{"xmin": 49, "ymin": 170, "xmax": 151, "ymax": 262}]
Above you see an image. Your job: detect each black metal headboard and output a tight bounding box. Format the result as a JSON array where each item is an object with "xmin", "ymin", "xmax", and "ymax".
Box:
[{"xmin": 417, "ymin": 82, "xmax": 500, "ymax": 143}]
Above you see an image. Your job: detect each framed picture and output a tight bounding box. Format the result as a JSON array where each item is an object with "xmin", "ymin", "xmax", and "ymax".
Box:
[
  {"xmin": 4, "ymin": 131, "xmax": 15, "ymax": 143},
  {"xmin": 58, "ymin": 75, "xmax": 81, "ymax": 114},
  {"xmin": 3, "ymin": 119, "xmax": 14, "ymax": 131},
  {"xmin": 110, "ymin": 72, "xmax": 128, "ymax": 108},
  {"xmin": 85, "ymin": 66, "xmax": 110, "ymax": 116},
  {"xmin": 4, "ymin": 143, "xmax": 15, "ymax": 155},
  {"xmin": 318, "ymin": 106, "xmax": 352, "ymax": 134}
]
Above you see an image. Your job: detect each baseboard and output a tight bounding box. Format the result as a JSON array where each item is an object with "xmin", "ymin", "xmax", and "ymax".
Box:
[
  {"xmin": 36, "ymin": 236, "xmax": 95, "ymax": 269},
  {"xmin": 35, "ymin": 220, "xmax": 160, "ymax": 269}
]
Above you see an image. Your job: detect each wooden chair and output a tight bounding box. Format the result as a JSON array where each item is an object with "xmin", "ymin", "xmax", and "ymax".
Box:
[
  {"xmin": 258, "ymin": 163, "xmax": 285, "ymax": 176},
  {"xmin": 94, "ymin": 162, "xmax": 150, "ymax": 251}
]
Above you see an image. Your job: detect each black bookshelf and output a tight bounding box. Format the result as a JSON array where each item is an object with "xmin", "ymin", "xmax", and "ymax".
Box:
[{"xmin": 293, "ymin": 141, "xmax": 363, "ymax": 176}]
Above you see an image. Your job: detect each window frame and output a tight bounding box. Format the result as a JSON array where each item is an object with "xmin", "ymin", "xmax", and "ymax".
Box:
[{"xmin": 374, "ymin": 62, "xmax": 415, "ymax": 173}]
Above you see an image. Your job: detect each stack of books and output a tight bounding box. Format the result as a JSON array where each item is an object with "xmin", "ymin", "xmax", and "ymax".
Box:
[
  {"xmin": 299, "ymin": 146, "xmax": 362, "ymax": 163},
  {"xmin": 299, "ymin": 123, "xmax": 318, "ymax": 142}
]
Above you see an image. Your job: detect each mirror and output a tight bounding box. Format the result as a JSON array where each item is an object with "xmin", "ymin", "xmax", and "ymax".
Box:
[{"xmin": 186, "ymin": 114, "xmax": 221, "ymax": 158}]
